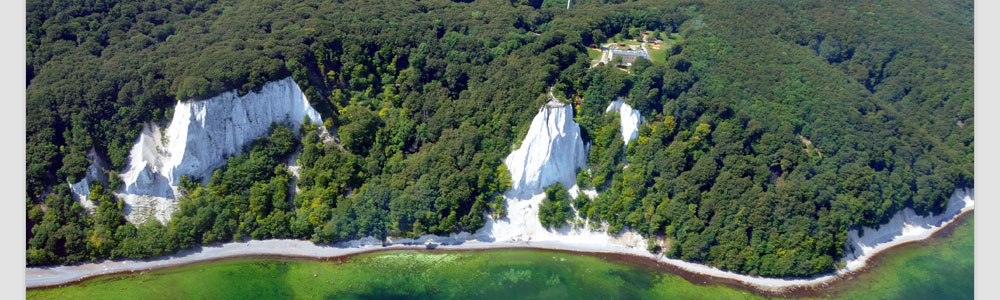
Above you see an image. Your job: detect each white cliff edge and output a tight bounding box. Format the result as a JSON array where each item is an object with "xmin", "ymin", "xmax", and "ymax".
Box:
[
  {"xmin": 502, "ymin": 100, "xmax": 587, "ymax": 198},
  {"xmin": 840, "ymin": 187, "xmax": 974, "ymax": 272},
  {"xmin": 488, "ymin": 99, "xmax": 645, "ymax": 247},
  {"xmin": 67, "ymin": 148, "xmax": 110, "ymax": 213},
  {"xmin": 605, "ymin": 98, "xmax": 641, "ymax": 146},
  {"xmin": 117, "ymin": 77, "xmax": 323, "ymax": 224}
]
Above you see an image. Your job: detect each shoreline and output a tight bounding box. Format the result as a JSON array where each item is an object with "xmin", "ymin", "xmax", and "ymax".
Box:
[{"xmin": 25, "ymin": 208, "xmax": 974, "ymax": 297}]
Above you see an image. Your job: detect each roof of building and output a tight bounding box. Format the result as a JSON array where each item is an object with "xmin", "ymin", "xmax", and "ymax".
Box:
[{"xmin": 610, "ymin": 49, "xmax": 650, "ymax": 60}]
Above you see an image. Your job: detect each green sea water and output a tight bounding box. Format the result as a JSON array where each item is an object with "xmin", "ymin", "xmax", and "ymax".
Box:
[
  {"xmin": 27, "ymin": 214, "xmax": 973, "ymax": 300},
  {"xmin": 820, "ymin": 213, "xmax": 974, "ymax": 300}
]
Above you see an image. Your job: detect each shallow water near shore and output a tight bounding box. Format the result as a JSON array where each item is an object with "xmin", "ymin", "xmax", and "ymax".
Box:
[
  {"xmin": 820, "ymin": 213, "xmax": 974, "ymax": 299},
  {"xmin": 27, "ymin": 214, "xmax": 973, "ymax": 300}
]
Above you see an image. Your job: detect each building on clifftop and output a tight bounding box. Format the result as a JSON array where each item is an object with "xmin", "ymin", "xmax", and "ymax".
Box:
[{"xmin": 609, "ymin": 49, "xmax": 650, "ymax": 66}]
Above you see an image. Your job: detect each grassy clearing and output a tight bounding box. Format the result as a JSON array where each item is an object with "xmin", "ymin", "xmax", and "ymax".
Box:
[
  {"xmin": 647, "ymin": 46, "xmax": 669, "ymax": 64},
  {"xmin": 641, "ymin": 31, "xmax": 684, "ymax": 64},
  {"xmin": 587, "ymin": 48, "xmax": 602, "ymax": 61},
  {"xmin": 614, "ymin": 39, "xmax": 642, "ymax": 47}
]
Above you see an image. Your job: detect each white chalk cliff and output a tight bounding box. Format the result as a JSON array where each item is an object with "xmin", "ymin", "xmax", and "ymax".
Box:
[
  {"xmin": 29, "ymin": 94, "xmax": 975, "ymax": 290},
  {"xmin": 488, "ymin": 97, "xmax": 974, "ymax": 277},
  {"xmin": 605, "ymin": 98, "xmax": 641, "ymax": 146},
  {"xmin": 503, "ymin": 101, "xmax": 588, "ymax": 197},
  {"xmin": 118, "ymin": 77, "xmax": 323, "ymax": 224},
  {"xmin": 840, "ymin": 187, "xmax": 974, "ymax": 271},
  {"xmin": 68, "ymin": 148, "xmax": 110, "ymax": 213},
  {"xmin": 484, "ymin": 100, "xmax": 647, "ymax": 248}
]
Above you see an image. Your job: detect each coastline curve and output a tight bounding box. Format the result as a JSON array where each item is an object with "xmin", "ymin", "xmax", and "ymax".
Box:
[{"xmin": 26, "ymin": 188, "xmax": 974, "ymax": 297}]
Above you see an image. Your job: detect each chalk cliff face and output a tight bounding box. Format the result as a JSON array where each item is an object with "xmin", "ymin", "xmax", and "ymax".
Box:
[
  {"xmin": 68, "ymin": 148, "xmax": 109, "ymax": 213},
  {"xmin": 605, "ymin": 98, "xmax": 641, "ymax": 146},
  {"xmin": 841, "ymin": 188, "xmax": 974, "ymax": 271},
  {"xmin": 118, "ymin": 77, "xmax": 323, "ymax": 224},
  {"xmin": 484, "ymin": 101, "xmax": 645, "ymax": 248},
  {"xmin": 503, "ymin": 101, "xmax": 587, "ymax": 197}
]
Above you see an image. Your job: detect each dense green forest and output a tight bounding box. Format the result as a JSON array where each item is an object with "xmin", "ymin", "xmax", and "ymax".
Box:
[
  {"xmin": 26, "ymin": 0, "xmax": 972, "ymax": 277},
  {"xmin": 538, "ymin": 183, "xmax": 573, "ymax": 229}
]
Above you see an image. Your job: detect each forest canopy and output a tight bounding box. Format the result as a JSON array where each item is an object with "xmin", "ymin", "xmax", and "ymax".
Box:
[{"xmin": 26, "ymin": 0, "xmax": 972, "ymax": 277}]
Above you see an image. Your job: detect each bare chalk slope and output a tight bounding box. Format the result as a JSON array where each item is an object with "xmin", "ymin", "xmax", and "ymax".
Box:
[{"xmin": 117, "ymin": 77, "xmax": 322, "ymax": 224}]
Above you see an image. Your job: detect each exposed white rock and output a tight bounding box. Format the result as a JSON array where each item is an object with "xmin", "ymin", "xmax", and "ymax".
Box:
[
  {"xmin": 28, "ymin": 91, "xmax": 977, "ymax": 292},
  {"xmin": 503, "ymin": 100, "xmax": 587, "ymax": 197},
  {"xmin": 67, "ymin": 148, "xmax": 109, "ymax": 213},
  {"xmin": 116, "ymin": 194, "xmax": 178, "ymax": 225},
  {"xmin": 568, "ymin": 184, "xmax": 599, "ymax": 201},
  {"xmin": 486, "ymin": 100, "xmax": 646, "ymax": 249},
  {"xmin": 484, "ymin": 184, "xmax": 647, "ymax": 248},
  {"xmin": 26, "ymin": 96, "xmax": 976, "ymax": 291},
  {"xmin": 117, "ymin": 77, "xmax": 323, "ymax": 224},
  {"xmin": 286, "ymin": 149, "xmax": 303, "ymax": 195},
  {"xmin": 605, "ymin": 98, "xmax": 641, "ymax": 146},
  {"xmin": 286, "ymin": 125, "xmax": 337, "ymax": 197},
  {"xmin": 841, "ymin": 187, "xmax": 974, "ymax": 271},
  {"xmin": 484, "ymin": 100, "xmax": 977, "ymax": 287}
]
